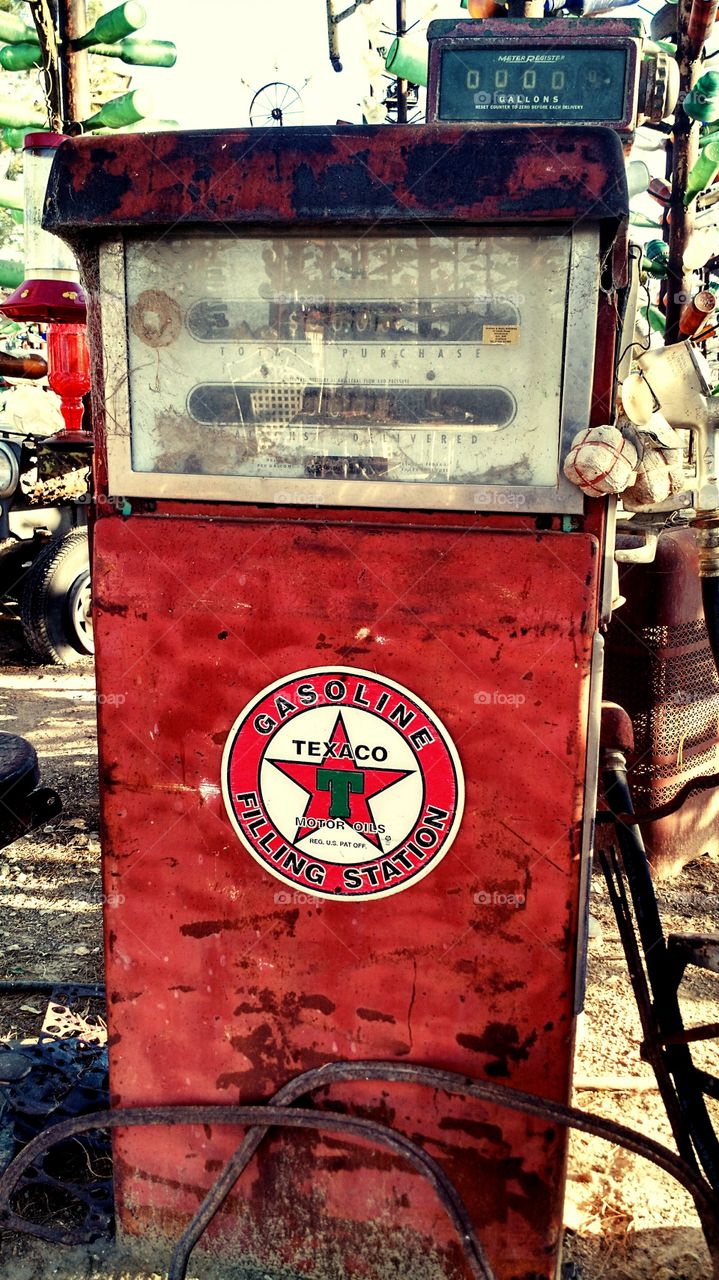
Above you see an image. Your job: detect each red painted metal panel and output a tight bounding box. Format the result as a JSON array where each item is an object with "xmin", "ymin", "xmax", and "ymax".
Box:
[
  {"xmin": 94, "ymin": 511, "xmax": 599, "ymax": 1279},
  {"xmin": 45, "ymin": 125, "xmax": 628, "ymax": 239}
]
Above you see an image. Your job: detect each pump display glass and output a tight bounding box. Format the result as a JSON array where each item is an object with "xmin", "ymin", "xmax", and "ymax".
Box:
[
  {"xmin": 438, "ymin": 47, "xmax": 629, "ymax": 123},
  {"xmin": 109, "ymin": 227, "xmax": 592, "ymax": 510}
]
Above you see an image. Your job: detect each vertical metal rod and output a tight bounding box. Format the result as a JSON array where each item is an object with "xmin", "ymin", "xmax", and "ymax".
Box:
[
  {"xmin": 326, "ymin": 0, "xmax": 342, "ymax": 72},
  {"xmin": 666, "ymin": 0, "xmax": 701, "ymax": 343},
  {"xmin": 27, "ymin": 0, "xmax": 63, "ymax": 130},
  {"xmin": 395, "ymin": 0, "xmax": 407, "ymax": 124},
  {"xmin": 58, "ymin": 0, "xmax": 91, "ymax": 128}
]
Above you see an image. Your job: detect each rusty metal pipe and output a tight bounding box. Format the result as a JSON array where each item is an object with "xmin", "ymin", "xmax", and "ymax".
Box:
[
  {"xmin": 688, "ymin": 0, "xmax": 719, "ymax": 55},
  {"xmin": 666, "ymin": 0, "xmax": 701, "ymax": 342},
  {"xmin": 0, "ymin": 1102, "xmax": 495, "ymax": 1280},
  {"xmin": 164, "ymin": 1063, "xmax": 719, "ymax": 1280},
  {"xmin": 0, "ymin": 979, "xmax": 102, "ymax": 996},
  {"xmin": 58, "ymin": 0, "xmax": 90, "ymax": 126},
  {"xmin": 1, "ymin": 1076, "xmax": 717, "ymax": 1277}
]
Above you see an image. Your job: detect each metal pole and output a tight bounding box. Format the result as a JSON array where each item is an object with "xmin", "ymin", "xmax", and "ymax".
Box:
[
  {"xmin": 27, "ymin": 0, "xmax": 63, "ymax": 129},
  {"xmin": 666, "ymin": 0, "xmax": 701, "ymax": 343},
  {"xmin": 326, "ymin": 0, "xmax": 342, "ymax": 72},
  {"xmin": 395, "ymin": 0, "xmax": 407, "ymax": 125},
  {"xmin": 58, "ymin": 0, "xmax": 91, "ymax": 128}
]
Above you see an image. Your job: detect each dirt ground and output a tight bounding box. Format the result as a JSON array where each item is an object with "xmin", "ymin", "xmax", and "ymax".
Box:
[{"xmin": 0, "ymin": 622, "xmax": 717, "ymax": 1280}]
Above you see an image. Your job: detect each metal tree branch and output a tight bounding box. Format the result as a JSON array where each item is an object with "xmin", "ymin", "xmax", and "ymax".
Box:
[
  {"xmin": 326, "ymin": 0, "xmax": 374, "ymax": 72},
  {"xmin": 27, "ymin": 0, "xmax": 62, "ymax": 131}
]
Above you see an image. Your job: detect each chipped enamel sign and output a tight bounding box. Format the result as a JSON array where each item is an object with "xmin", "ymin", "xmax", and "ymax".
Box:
[{"xmin": 222, "ymin": 667, "xmax": 464, "ymax": 901}]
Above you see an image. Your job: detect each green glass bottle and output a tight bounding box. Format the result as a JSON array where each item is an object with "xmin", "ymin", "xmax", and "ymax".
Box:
[
  {"xmin": 83, "ymin": 89, "xmax": 155, "ymax": 130},
  {"xmin": 684, "ymin": 70, "xmax": 719, "ymax": 124},
  {"xmin": 643, "ymin": 238, "xmax": 669, "ymax": 278},
  {"xmin": 0, "ymin": 14, "xmax": 38, "ymax": 46},
  {"xmin": 0, "ymin": 97, "xmax": 45, "ymax": 129},
  {"xmin": 700, "ymin": 122, "xmax": 719, "ymax": 147},
  {"xmin": 92, "ymin": 37, "xmax": 177, "ymax": 67},
  {"xmin": 3, "ymin": 126, "xmax": 37, "ymax": 150},
  {"xmin": 0, "ymin": 259, "xmax": 24, "ymax": 288},
  {"xmin": 95, "ymin": 118, "xmax": 178, "ymax": 133},
  {"xmin": 0, "ymin": 42, "xmax": 42, "ymax": 71},
  {"xmin": 0, "ymin": 179, "xmax": 24, "ymax": 212},
  {"xmin": 685, "ymin": 139, "xmax": 719, "ymax": 206},
  {"xmin": 384, "ymin": 38, "xmax": 428, "ymax": 88},
  {"xmin": 643, "ymin": 304, "xmax": 666, "ymax": 334},
  {"xmin": 74, "ymin": 2, "xmax": 146, "ymax": 50}
]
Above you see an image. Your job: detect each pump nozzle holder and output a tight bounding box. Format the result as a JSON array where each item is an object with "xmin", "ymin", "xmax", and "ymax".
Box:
[{"xmin": 638, "ymin": 340, "xmax": 719, "ymax": 512}]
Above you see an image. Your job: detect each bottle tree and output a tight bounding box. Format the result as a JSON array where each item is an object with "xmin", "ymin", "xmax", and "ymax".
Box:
[
  {"xmin": 0, "ymin": 2, "xmax": 42, "ymax": 286},
  {"xmin": 0, "ymin": 1, "xmax": 177, "ymax": 280},
  {"xmin": 0, "ymin": 2, "xmax": 177, "ymax": 410},
  {"xmin": 0, "ymin": 1, "xmax": 178, "ymax": 132}
]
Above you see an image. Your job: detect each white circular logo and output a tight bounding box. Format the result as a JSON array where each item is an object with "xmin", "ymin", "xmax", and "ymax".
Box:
[{"xmin": 222, "ymin": 667, "xmax": 464, "ymax": 901}]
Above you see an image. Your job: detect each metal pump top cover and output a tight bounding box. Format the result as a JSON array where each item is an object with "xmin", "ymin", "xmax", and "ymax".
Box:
[{"xmin": 42, "ymin": 124, "xmax": 628, "ymax": 235}]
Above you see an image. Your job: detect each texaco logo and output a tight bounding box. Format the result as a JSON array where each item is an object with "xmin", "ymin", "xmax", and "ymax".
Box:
[{"xmin": 222, "ymin": 667, "xmax": 464, "ymax": 901}]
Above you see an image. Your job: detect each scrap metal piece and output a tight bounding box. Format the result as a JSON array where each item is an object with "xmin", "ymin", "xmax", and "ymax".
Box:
[
  {"xmin": 0, "ymin": 996, "xmax": 111, "ymax": 1240},
  {"xmin": 0, "ymin": 1050, "xmax": 31, "ymax": 1085},
  {"xmin": 41, "ymin": 1001, "xmax": 107, "ymax": 1047},
  {"xmin": 0, "ymin": 1079, "xmax": 717, "ymax": 1276},
  {"xmin": 668, "ymin": 932, "xmax": 719, "ymax": 976}
]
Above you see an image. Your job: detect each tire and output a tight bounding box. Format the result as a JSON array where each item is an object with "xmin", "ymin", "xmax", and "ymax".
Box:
[{"xmin": 20, "ymin": 528, "xmax": 93, "ymax": 664}]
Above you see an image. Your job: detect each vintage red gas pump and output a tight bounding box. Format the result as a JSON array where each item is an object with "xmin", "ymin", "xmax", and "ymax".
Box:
[{"xmin": 44, "ymin": 113, "xmax": 628, "ymax": 1279}]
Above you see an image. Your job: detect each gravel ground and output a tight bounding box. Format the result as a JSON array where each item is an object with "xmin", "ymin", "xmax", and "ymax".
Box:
[{"xmin": 0, "ymin": 626, "xmax": 716, "ymax": 1280}]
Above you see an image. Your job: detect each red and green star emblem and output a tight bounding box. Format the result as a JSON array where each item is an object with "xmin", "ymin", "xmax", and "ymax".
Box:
[{"xmin": 270, "ymin": 712, "xmax": 412, "ymax": 850}]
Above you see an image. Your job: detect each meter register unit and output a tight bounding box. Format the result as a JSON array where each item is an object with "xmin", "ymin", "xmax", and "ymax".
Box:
[
  {"xmin": 426, "ymin": 17, "xmax": 678, "ymax": 137},
  {"xmin": 46, "ymin": 125, "xmax": 629, "ymax": 1279}
]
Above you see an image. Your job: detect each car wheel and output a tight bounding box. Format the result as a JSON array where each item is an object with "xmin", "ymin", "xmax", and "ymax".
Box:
[{"xmin": 20, "ymin": 528, "xmax": 93, "ymax": 664}]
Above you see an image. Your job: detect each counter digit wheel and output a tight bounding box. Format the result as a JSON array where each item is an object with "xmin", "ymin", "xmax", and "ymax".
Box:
[{"xmin": 20, "ymin": 529, "xmax": 93, "ymax": 664}]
